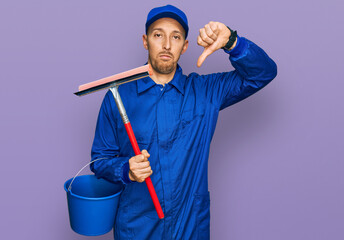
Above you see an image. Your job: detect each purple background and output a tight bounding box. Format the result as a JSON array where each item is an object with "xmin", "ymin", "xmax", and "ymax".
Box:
[{"xmin": 0, "ymin": 0, "xmax": 343, "ymax": 239}]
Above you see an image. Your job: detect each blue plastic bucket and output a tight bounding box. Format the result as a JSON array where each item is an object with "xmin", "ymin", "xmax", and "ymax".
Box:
[{"xmin": 64, "ymin": 174, "xmax": 123, "ymax": 236}]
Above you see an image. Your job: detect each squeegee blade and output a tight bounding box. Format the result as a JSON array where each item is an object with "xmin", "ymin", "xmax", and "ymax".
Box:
[{"xmin": 74, "ymin": 71, "xmax": 150, "ymax": 96}]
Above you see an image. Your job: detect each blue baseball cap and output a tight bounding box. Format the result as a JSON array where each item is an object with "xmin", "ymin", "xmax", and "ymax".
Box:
[{"xmin": 145, "ymin": 5, "xmax": 189, "ymax": 39}]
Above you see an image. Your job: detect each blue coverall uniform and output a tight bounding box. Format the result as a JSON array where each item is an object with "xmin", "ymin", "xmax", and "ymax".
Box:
[{"xmin": 91, "ymin": 36, "xmax": 277, "ymax": 239}]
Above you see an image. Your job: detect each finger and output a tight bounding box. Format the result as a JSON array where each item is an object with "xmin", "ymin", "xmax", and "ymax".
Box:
[
  {"xmin": 209, "ymin": 21, "xmax": 219, "ymax": 35},
  {"xmin": 135, "ymin": 161, "xmax": 150, "ymax": 169},
  {"xmin": 141, "ymin": 149, "xmax": 150, "ymax": 158},
  {"xmin": 145, "ymin": 170, "xmax": 153, "ymax": 179},
  {"xmin": 131, "ymin": 168, "xmax": 151, "ymax": 178},
  {"xmin": 130, "ymin": 154, "xmax": 147, "ymax": 163},
  {"xmin": 130, "ymin": 159, "xmax": 150, "ymax": 170},
  {"xmin": 197, "ymin": 47, "xmax": 214, "ymax": 68},
  {"xmin": 138, "ymin": 170, "xmax": 153, "ymax": 182},
  {"xmin": 205, "ymin": 24, "xmax": 217, "ymax": 42},
  {"xmin": 136, "ymin": 166, "xmax": 152, "ymax": 174},
  {"xmin": 135, "ymin": 155, "xmax": 146, "ymax": 163},
  {"xmin": 197, "ymin": 35, "xmax": 209, "ymax": 48},
  {"xmin": 199, "ymin": 28, "xmax": 214, "ymax": 45},
  {"xmin": 130, "ymin": 166, "xmax": 151, "ymax": 180}
]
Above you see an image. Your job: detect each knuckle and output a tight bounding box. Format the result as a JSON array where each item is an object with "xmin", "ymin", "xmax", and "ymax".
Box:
[{"xmin": 205, "ymin": 36, "xmax": 213, "ymax": 42}]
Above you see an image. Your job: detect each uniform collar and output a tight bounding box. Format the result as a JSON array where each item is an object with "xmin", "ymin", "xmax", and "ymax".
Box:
[
  {"xmin": 169, "ymin": 65, "xmax": 185, "ymax": 95},
  {"xmin": 137, "ymin": 64, "xmax": 185, "ymax": 95}
]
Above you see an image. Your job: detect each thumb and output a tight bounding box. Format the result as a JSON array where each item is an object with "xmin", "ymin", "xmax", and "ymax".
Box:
[
  {"xmin": 141, "ymin": 149, "xmax": 150, "ymax": 158},
  {"xmin": 197, "ymin": 47, "xmax": 214, "ymax": 68}
]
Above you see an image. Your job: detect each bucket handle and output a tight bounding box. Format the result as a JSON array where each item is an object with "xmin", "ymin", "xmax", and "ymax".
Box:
[{"xmin": 67, "ymin": 158, "xmax": 108, "ymax": 192}]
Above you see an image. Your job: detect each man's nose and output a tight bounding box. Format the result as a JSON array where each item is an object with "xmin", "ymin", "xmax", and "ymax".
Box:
[{"xmin": 163, "ymin": 37, "xmax": 171, "ymax": 50}]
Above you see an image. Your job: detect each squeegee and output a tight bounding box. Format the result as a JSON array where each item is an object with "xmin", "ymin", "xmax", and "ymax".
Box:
[{"xmin": 74, "ymin": 64, "xmax": 164, "ymax": 219}]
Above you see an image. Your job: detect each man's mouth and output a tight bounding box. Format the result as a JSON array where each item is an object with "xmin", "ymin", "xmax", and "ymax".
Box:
[{"xmin": 159, "ymin": 53, "xmax": 173, "ymax": 60}]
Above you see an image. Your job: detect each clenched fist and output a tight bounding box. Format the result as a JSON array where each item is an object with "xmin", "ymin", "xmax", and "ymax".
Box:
[
  {"xmin": 128, "ymin": 149, "xmax": 153, "ymax": 182},
  {"xmin": 197, "ymin": 21, "xmax": 237, "ymax": 67}
]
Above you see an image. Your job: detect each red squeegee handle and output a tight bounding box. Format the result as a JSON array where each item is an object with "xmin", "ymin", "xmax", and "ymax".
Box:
[{"xmin": 124, "ymin": 122, "xmax": 165, "ymax": 219}]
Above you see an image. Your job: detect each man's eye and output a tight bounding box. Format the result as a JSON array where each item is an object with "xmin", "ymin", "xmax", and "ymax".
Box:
[
  {"xmin": 154, "ymin": 33, "xmax": 162, "ymax": 37},
  {"xmin": 173, "ymin": 35, "xmax": 181, "ymax": 40}
]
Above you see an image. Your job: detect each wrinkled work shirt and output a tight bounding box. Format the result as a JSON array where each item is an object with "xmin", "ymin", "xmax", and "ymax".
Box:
[{"xmin": 91, "ymin": 36, "xmax": 277, "ymax": 240}]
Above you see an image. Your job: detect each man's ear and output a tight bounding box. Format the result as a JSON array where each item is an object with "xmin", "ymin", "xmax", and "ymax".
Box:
[
  {"xmin": 181, "ymin": 40, "xmax": 189, "ymax": 55},
  {"xmin": 142, "ymin": 34, "xmax": 148, "ymax": 50}
]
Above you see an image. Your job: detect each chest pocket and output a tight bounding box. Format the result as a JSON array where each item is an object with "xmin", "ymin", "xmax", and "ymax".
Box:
[
  {"xmin": 179, "ymin": 98, "xmax": 206, "ymax": 150},
  {"xmin": 116, "ymin": 114, "xmax": 152, "ymax": 155}
]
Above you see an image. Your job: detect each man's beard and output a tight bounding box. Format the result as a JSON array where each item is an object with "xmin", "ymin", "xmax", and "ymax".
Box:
[{"xmin": 148, "ymin": 53, "xmax": 177, "ymax": 75}]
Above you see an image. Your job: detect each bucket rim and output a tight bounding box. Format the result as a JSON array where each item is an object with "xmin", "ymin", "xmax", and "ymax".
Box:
[{"xmin": 64, "ymin": 175, "xmax": 123, "ymax": 201}]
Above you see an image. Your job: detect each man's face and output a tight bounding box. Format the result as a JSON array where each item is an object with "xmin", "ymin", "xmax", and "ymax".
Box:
[{"xmin": 143, "ymin": 18, "xmax": 189, "ymax": 75}]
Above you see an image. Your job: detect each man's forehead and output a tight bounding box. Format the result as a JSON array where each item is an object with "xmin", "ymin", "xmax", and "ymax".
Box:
[{"xmin": 148, "ymin": 18, "xmax": 185, "ymax": 34}]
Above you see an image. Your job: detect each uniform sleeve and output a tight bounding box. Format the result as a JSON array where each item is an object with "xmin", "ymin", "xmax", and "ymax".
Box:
[
  {"xmin": 90, "ymin": 90, "xmax": 132, "ymax": 185},
  {"xmin": 203, "ymin": 36, "xmax": 277, "ymax": 110}
]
